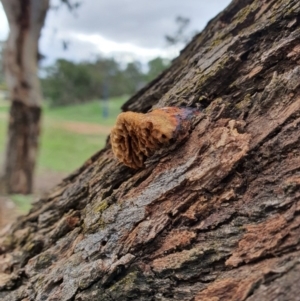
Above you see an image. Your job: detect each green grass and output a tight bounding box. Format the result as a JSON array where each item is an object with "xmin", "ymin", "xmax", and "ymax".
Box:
[
  {"xmin": 0, "ymin": 100, "xmax": 9, "ymax": 113},
  {"xmin": 0, "ymin": 96, "xmax": 128, "ymax": 173},
  {"xmin": 38, "ymin": 126, "xmax": 106, "ymax": 172},
  {"xmin": 10, "ymin": 194, "xmax": 33, "ymax": 213},
  {"xmin": 45, "ymin": 96, "xmax": 128, "ymax": 125},
  {"xmin": 0, "ymin": 96, "xmax": 128, "ymax": 213}
]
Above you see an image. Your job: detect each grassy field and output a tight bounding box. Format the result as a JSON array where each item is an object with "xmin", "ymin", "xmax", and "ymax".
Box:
[
  {"xmin": 0, "ymin": 96, "xmax": 128, "ymax": 214},
  {"xmin": 0, "ymin": 96, "xmax": 127, "ymax": 173},
  {"xmin": 0, "ymin": 96, "xmax": 128, "ymax": 213},
  {"xmin": 45, "ymin": 97, "xmax": 126, "ymax": 125}
]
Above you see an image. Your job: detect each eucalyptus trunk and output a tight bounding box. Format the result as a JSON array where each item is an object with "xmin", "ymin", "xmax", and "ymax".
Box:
[
  {"xmin": 1, "ymin": 0, "xmax": 49, "ymax": 194},
  {"xmin": 1, "ymin": 0, "xmax": 300, "ymax": 300}
]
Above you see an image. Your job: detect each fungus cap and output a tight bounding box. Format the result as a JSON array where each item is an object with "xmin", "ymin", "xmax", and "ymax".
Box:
[{"xmin": 111, "ymin": 107, "xmax": 197, "ymax": 169}]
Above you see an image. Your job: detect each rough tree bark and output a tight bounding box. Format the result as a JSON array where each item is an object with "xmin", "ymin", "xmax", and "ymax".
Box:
[
  {"xmin": 1, "ymin": 0, "xmax": 300, "ymax": 300},
  {"xmin": 1, "ymin": 0, "xmax": 49, "ymax": 194}
]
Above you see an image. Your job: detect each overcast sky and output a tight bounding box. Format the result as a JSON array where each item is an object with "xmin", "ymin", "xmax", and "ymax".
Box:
[{"xmin": 0, "ymin": 0, "xmax": 231, "ymax": 65}]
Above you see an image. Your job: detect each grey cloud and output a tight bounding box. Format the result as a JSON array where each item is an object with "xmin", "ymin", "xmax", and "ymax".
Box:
[
  {"xmin": 39, "ymin": 31, "xmax": 100, "ymax": 64},
  {"xmin": 45, "ymin": 0, "xmax": 231, "ymax": 49}
]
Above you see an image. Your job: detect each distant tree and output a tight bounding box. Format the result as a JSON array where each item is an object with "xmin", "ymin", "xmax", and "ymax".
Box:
[
  {"xmin": 91, "ymin": 57, "xmax": 121, "ymax": 97},
  {"xmin": 166, "ymin": 16, "xmax": 191, "ymax": 46},
  {"xmin": 42, "ymin": 57, "xmax": 123, "ymax": 106},
  {"xmin": 146, "ymin": 57, "xmax": 170, "ymax": 81},
  {"xmin": 42, "ymin": 59, "xmax": 95, "ymax": 106},
  {"xmin": 42, "ymin": 57, "xmax": 170, "ymax": 107},
  {"xmin": 0, "ymin": 0, "xmax": 80, "ymax": 194},
  {"xmin": 0, "ymin": 0, "xmax": 50, "ymax": 195},
  {"xmin": 123, "ymin": 61, "xmax": 145, "ymax": 94},
  {"xmin": 165, "ymin": 16, "xmax": 198, "ymax": 51}
]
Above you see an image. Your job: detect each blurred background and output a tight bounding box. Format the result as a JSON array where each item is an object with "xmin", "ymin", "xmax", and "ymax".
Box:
[{"xmin": 0, "ymin": 0, "xmax": 230, "ymax": 226}]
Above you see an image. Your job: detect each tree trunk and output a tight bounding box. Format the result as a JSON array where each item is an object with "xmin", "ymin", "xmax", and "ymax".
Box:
[
  {"xmin": 0, "ymin": 0, "xmax": 49, "ymax": 194},
  {"xmin": 1, "ymin": 0, "xmax": 300, "ymax": 300}
]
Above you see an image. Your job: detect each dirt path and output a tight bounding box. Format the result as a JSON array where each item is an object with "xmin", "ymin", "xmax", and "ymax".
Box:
[
  {"xmin": 54, "ymin": 121, "xmax": 112, "ymax": 135},
  {"xmin": 0, "ymin": 111, "xmax": 113, "ymax": 135}
]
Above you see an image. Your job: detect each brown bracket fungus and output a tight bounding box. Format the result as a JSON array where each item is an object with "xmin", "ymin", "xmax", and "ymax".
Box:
[{"xmin": 111, "ymin": 107, "xmax": 199, "ymax": 169}]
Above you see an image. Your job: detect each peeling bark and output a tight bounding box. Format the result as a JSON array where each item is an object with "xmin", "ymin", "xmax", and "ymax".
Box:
[
  {"xmin": 0, "ymin": 0, "xmax": 49, "ymax": 194},
  {"xmin": 1, "ymin": 0, "xmax": 300, "ymax": 300}
]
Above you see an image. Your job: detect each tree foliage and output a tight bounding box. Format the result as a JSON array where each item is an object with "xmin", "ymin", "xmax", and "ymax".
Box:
[
  {"xmin": 165, "ymin": 16, "xmax": 197, "ymax": 47},
  {"xmin": 41, "ymin": 57, "xmax": 170, "ymax": 106}
]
